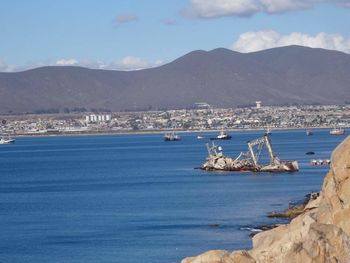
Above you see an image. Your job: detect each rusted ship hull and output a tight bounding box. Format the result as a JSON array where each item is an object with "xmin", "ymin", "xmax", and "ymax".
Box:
[
  {"xmin": 201, "ymin": 157, "xmax": 259, "ymax": 172},
  {"xmin": 201, "ymin": 159, "xmax": 299, "ymax": 173},
  {"xmin": 259, "ymin": 161, "xmax": 299, "ymax": 172},
  {"xmin": 201, "ymin": 135, "xmax": 299, "ymax": 173}
]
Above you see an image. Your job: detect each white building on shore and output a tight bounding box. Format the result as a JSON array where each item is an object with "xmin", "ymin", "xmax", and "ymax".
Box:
[{"xmin": 85, "ymin": 114, "xmax": 111, "ymax": 123}]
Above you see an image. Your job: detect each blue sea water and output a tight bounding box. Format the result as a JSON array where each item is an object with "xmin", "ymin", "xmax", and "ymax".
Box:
[{"xmin": 0, "ymin": 129, "xmax": 346, "ymax": 263}]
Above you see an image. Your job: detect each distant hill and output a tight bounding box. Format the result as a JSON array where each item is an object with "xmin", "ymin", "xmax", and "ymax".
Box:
[{"xmin": 1, "ymin": 45, "xmax": 350, "ymax": 114}]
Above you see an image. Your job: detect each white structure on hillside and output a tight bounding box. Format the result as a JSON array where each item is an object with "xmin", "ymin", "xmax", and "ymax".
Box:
[
  {"xmin": 195, "ymin": 102, "xmax": 211, "ymax": 109},
  {"xmin": 85, "ymin": 114, "xmax": 111, "ymax": 123},
  {"xmin": 256, "ymin": 101, "xmax": 262, "ymax": 109}
]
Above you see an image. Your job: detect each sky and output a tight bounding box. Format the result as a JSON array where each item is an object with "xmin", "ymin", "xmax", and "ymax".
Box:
[{"xmin": 1, "ymin": 0, "xmax": 350, "ymax": 72}]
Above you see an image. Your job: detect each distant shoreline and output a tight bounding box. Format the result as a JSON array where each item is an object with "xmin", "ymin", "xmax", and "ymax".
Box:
[{"xmin": 10, "ymin": 126, "xmax": 347, "ymax": 138}]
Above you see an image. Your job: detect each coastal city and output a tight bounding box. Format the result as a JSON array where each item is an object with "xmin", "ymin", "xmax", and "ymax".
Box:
[{"xmin": 1, "ymin": 102, "xmax": 349, "ymax": 136}]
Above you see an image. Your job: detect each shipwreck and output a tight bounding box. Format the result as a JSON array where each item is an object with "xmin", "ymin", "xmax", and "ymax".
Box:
[{"xmin": 201, "ymin": 135, "xmax": 299, "ymax": 172}]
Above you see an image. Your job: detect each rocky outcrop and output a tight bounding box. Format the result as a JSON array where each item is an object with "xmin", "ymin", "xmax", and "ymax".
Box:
[
  {"xmin": 181, "ymin": 250, "xmax": 256, "ymax": 263},
  {"xmin": 183, "ymin": 136, "xmax": 350, "ymax": 263}
]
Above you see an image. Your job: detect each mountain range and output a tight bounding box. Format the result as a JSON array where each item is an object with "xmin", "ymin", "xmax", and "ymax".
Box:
[{"xmin": 0, "ymin": 45, "xmax": 350, "ymax": 114}]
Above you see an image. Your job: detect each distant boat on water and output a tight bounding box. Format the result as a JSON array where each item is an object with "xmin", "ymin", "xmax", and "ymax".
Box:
[
  {"xmin": 210, "ymin": 129, "xmax": 232, "ymax": 140},
  {"xmin": 197, "ymin": 135, "xmax": 205, "ymax": 139},
  {"xmin": 306, "ymin": 129, "xmax": 313, "ymax": 136},
  {"xmin": 305, "ymin": 151, "xmax": 315, "ymax": 155},
  {"xmin": 310, "ymin": 159, "xmax": 331, "ymax": 166},
  {"xmin": 164, "ymin": 131, "xmax": 181, "ymax": 141},
  {"xmin": 0, "ymin": 136, "xmax": 15, "ymax": 144},
  {"xmin": 330, "ymin": 127, "xmax": 345, "ymax": 135}
]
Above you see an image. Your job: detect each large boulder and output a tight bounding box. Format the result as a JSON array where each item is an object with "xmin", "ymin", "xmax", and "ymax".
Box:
[
  {"xmin": 183, "ymin": 136, "xmax": 350, "ymax": 263},
  {"xmin": 181, "ymin": 250, "xmax": 255, "ymax": 263}
]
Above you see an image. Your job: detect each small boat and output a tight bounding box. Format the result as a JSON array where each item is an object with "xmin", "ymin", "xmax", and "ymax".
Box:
[
  {"xmin": 310, "ymin": 159, "xmax": 330, "ymax": 166},
  {"xmin": 197, "ymin": 135, "xmax": 205, "ymax": 139},
  {"xmin": 0, "ymin": 136, "xmax": 15, "ymax": 144},
  {"xmin": 164, "ymin": 131, "xmax": 181, "ymax": 141},
  {"xmin": 330, "ymin": 127, "xmax": 345, "ymax": 135},
  {"xmin": 305, "ymin": 151, "xmax": 315, "ymax": 155},
  {"xmin": 210, "ymin": 129, "xmax": 232, "ymax": 140},
  {"xmin": 306, "ymin": 129, "xmax": 313, "ymax": 136}
]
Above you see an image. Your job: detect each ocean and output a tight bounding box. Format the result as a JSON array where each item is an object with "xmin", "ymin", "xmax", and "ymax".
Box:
[{"xmin": 0, "ymin": 129, "xmax": 345, "ymax": 263}]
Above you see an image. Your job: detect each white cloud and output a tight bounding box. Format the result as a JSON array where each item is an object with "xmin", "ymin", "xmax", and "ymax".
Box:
[
  {"xmin": 115, "ymin": 56, "xmax": 163, "ymax": 71},
  {"xmin": 119, "ymin": 56, "xmax": 149, "ymax": 69},
  {"xmin": 55, "ymin": 57, "xmax": 164, "ymax": 71},
  {"xmin": 187, "ymin": 0, "xmax": 350, "ymax": 18},
  {"xmin": 232, "ymin": 30, "xmax": 350, "ymax": 53},
  {"xmin": 188, "ymin": 0, "xmax": 260, "ymax": 18},
  {"xmin": 0, "ymin": 57, "xmax": 164, "ymax": 72},
  {"xmin": 55, "ymin": 58, "xmax": 79, "ymax": 66},
  {"xmin": 0, "ymin": 61, "xmax": 17, "ymax": 72}
]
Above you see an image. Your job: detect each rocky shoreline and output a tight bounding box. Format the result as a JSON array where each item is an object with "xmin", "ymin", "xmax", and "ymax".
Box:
[
  {"xmin": 267, "ymin": 192, "xmax": 319, "ymax": 220},
  {"xmin": 240, "ymin": 192, "xmax": 320, "ymax": 239},
  {"xmin": 182, "ymin": 136, "xmax": 350, "ymax": 263}
]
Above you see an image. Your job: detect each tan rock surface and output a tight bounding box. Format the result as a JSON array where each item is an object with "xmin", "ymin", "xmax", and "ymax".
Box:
[
  {"xmin": 182, "ymin": 136, "xmax": 350, "ymax": 263},
  {"xmin": 181, "ymin": 250, "xmax": 255, "ymax": 263}
]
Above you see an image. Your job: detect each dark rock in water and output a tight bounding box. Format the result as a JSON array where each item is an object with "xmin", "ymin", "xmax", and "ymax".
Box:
[
  {"xmin": 304, "ymin": 192, "xmax": 319, "ymax": 201},
  {"xmin": 267, "ymin": 206, "xmax": 304, "ymax": 219},
  {"xmin": 305, "ymin": 151, "xmax": 315, "ymax": 155},
  {"xmin": 270, "ymin": 203, "xmax": 284, "ymax": 207},
  {"xmin": 267, "ymin": 191, "xmax": 320, "ymax": 219}
]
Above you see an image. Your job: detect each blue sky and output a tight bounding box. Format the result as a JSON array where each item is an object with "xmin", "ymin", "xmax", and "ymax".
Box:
[{"xmin": 1, "ymin": 0, "xmax": 350, "ymax": 71}]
